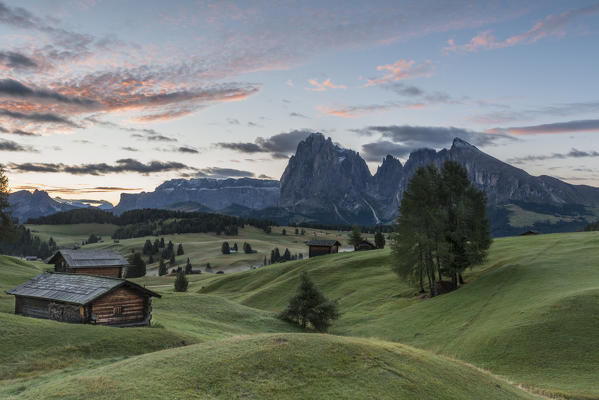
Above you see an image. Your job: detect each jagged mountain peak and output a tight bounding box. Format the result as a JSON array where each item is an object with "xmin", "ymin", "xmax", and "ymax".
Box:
[{"xmin": 451, "ymin": 137, "xmax": 480, "ymax": 151}]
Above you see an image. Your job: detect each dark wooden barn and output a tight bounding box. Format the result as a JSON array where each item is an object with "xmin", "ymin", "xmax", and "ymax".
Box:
[
  {"xmin": 306, "ymin": 239, "xmax": 341, "ymax": 258},
  {"xmin": 520, "ymin": 230, "xmax": 541, "ymax": 236},
  {"xmin": 48, "ymin": 249, "xmax": 127, "ymax": 278},
  {"xmin": 355, "ymin": 239, "xmax": 377, "ymax": 251},
  {"xmin": 6, "ymin": 272, "xmax": 160, "ymax": 327}
]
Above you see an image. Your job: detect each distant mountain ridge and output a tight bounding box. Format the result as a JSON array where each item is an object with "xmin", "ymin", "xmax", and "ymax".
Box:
[
  {"xmin": 9, "ymin": 133, "xmax": 599, "ymax": 234},
  {"xmin": 112, "ymin": 177, "xmax": 280, "ymax": 215}
]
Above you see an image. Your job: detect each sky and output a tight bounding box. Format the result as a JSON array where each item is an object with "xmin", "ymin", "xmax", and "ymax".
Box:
[{"xmin": 1, "ymin": 0, "xmax": 598, "ymax": 205}]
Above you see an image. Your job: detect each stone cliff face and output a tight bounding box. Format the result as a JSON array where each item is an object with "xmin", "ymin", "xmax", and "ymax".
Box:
[
  {"xmin": 279, "ymin": 135, "xmax": 599, "ymax": 225},
  {"xmin": 279, "ymin": 133, "xmax": 376, "ymax": 224},
  {"xmin": 112, "ymin": 177, "xmax": 280, "ymax": 215}
]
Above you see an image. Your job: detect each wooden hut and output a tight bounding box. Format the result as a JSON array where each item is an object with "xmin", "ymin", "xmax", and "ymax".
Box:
[
  {"xmin": 6, "ymin": 272, "xmax": 160, "ymax": 326},
  {"xmin": 519, "ymin": 230, "xmax": 541, "ymax": 236},
  {"xmin": 48, "ymin": 249, "xmax": 127, "ymax": 278},
  {"xmin": 355, "ymin": 239, "xmax": 377, "ymax": 251},
  {"xmin": 306, "ymin": 239, "xmax": 341, "ymax": 258}
]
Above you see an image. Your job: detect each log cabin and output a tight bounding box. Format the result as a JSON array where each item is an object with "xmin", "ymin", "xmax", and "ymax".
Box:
[
  {"xmin": 6, "ymin": 272, "xmax": 160, "ymax": 327},
  {"xmin": 306, "ymin": 239, "xmax": 341, "ymax": 258},
  {"xmin": 48, "ymin": 249, "xmax": 127, "ymax": 278}
]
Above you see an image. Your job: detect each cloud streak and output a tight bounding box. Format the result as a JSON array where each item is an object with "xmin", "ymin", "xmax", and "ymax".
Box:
[
  {"xmin": 487, "ymin": 119, "xmax": 599, "ymax": 135},
  {"xmin": 445, "ymin": 3, "xmax": 599, "ymax": 53},
  {"xmin": 7, "ymin": 159, "xmax": 193, "ymax": 175},
  {"xmin": 216, "ymin": 130, "xmax": 314, "ymax": 158}
]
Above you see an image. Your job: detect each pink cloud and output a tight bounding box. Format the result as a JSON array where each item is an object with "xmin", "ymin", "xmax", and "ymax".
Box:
[
  {"xmin": 445, "ymin": 3, "xmax": 599, "ymax": 53},
  {"xmin": 366, "ymin": 59, "xmax": 433, "ymax": 86},
  {"xmin": 317, "ymin": 102, "xmax": 426, "ymax": 118},
  {"xmin": 307, "ymin": 78, "xmax": 347, "ymax": 92}
]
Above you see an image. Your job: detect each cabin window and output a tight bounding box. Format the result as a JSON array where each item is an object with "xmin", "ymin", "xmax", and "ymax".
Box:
[{"xmin": 113, "ymin": 305, "xmax": 123, "ymax": 315}]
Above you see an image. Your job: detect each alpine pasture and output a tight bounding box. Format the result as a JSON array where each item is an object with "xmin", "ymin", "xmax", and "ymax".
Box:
[{"xmin": 1, "ymin": 230, "xmax": 599, "ymax": 399}]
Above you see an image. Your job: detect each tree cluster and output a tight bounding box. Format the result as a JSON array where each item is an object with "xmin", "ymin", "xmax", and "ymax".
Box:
[
  {"xmin": 267, "ymin": 247, "xmax": 303, "ymax": 264},
  {"xmin": 391, "ymin": 161, "xmax": 491, "ymax": 296},
  {"xmin": 0, "ymin": 225, "xmax": 58, "ymax": 258},
  {"xmin": 279, "ymin": 272, "xmax": 339, "ymax": 332}
]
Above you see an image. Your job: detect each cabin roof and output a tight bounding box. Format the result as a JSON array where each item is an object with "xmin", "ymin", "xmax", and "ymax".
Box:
[
  {"xmin": 306, "ymin": 239, "xmax": 341, "ymax": 247},
  {"xmin": 358, "ymin": 239, "xmax": 376, "ymax": 247},
  {"xmin": 6, "ymin": 272, "xmax": 160, "ymax": 305},
  {"xmin": 48, "ymin": 249, "xmax": 127, "ymax": 268}
]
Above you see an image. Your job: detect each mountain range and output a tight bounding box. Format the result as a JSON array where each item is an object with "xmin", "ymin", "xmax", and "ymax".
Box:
[{"xmin": 9, "ymin": 133, "xmax": 599, "ymax": 235}]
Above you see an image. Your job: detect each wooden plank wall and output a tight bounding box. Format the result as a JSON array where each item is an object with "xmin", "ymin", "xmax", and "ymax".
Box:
[
  {"xmin": 18, "ymin": 297, "xmax": 52, "ymax": 319},
  {"xmin": 72, "ymin": 267, "xmax": 122, "ymax": 277},
  {"xmin": 91, "ymin": 287, "xmax": 147, "ymax": 325}
]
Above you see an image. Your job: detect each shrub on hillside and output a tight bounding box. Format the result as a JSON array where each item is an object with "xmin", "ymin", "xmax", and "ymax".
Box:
[{"xmin": 279, "ymin": 272, "xmax": 339, "ymax": 332}]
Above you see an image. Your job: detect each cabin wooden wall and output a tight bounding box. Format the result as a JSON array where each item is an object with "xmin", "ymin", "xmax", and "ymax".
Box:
[
  {"xmin": 54, "ymin": 255, "xmax": 68, "ymax": 272},
  {"xmin": 15, "ymin": 297, "xmax": 84, "ymax": 322},
  {"xmin": 91, "ymin": 287, "xmax": 148, "ymax": 326},
  {"xmin": 71, "ymin": 267, "xmax": 122, "ymax": 278},
  {"xmin": 309, "ymin": 245, "xmax": 337, "ymax": 258}
]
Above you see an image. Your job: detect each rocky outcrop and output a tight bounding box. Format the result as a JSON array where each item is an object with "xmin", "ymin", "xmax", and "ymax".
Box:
[
  {"xmin": 279, "ymin": 134, "xmax": 599, "ymax": 225},
  {"xmin": 279, "ymin": 133, "xmax": 376, "ymax": 224},
  {"xmin": 8, "ymin": 190, "xmax": 76, "ymax": 223},
  {"xmin": 112, "ymin": 177, "xmax": 280, "ymax": 215}
]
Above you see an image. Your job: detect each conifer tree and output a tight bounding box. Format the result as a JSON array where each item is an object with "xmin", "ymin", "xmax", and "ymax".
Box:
[
  {"xmin": 221, "ymin": 242, "xmax": 230, "ymax": 254},
  {"xmin": 279, "ymin": 272, "xmax": 339, "ymax": 332},
  {"xmin": 348, "ymin": 226, "xmax": 363, "ymax": 250},
  {"xmin": 185, "ymin": 258, "xmax": 192, "ymax": 274},
  {"xmin": 0, "ymin": 167, "xmax": 12, "ymax": 241},
  {"xmin": 177, "ymin": 243, "xmax": 184, "ymax": 255},
  {"xmin": 232, "ymin": 242, "xmax": 238, "ymax": 252},
  {"xmin": 158, "ymin": 259, "xmax": 167, "ymax": 276},
  {"xmin": 126, "ymin": 253, "xmax": 146, "ymax": 278},
  {"xmin": 174, "ymin": 270, "xmax": 188, "ymax": 292},
  {"xmin": 374, "ymin": 231, "xmax": 386, "ymax": 249}
]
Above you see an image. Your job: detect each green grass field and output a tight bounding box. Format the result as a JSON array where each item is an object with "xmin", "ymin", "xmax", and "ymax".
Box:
[
  {"xmin": 26, "ymin": 224, "xmax": 359, "ymax": 273},
  {"xmin": 2, "ymin": 230, "xmax": 599, "ymax": 399}
]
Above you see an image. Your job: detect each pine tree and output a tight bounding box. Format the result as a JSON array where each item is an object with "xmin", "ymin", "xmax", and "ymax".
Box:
[
  {"xmin": 174, "ymin": 270, "xmax": 188, "ymax": 292},
  {"xmin": 153, "ymin": 239, "xmax": 160, "ymax": 253},
  {"xmin": 206, "ymin": 263, "xmax": 212, "ymax": 273},
  {"xmin": 221, "ymin": 242, "xmax": 230, "ymax": 254},
  {"xmin": 232, "ymin": 242, "xmax": 238, "ymax": 252},
  {"xmin": 348, "ymin": 226, "xmax": 363, "ymax": 250},
  {"xmin": 148, "ymin": 254, "xmax": 154, "ymax": 264},
  {"xmin": 159, "ymin": 238, "xmax": 165, "ymax": 248},
  {"xmin": 374, "ymin": 231, "xmax": 386, "ymax": 249},
  {"xmin": 185, "ymin": 258, "xmax": 192, "ymax": 274},
  {"xmin": 126, "ymin": 253, "xmax": 146, "ymax": 278},
  {"xmin": 263, "ymin": 256, "xmax": 267, "ymax": 266},
  {"xmin": 177, "ymin": 243, "xmax": 184, "ymax": 256},
  {"xmin": 158, "ymin": 259, "xmax": 167, "ymax": 276},
  {"xmin": 0, "ymin": 167, "xmax": 12, "ymax": 241},
  {"xmin": 283, "ymin": 248, "xmax": 291, "ymax": 261},
  {"xmin": 143, "ymin": 239, "xmax": 153, "ymax": 255},
  {"xmin": 282, "ymin": 228, "xmax": 286, "ymax": 235},
  {"xmin": 295, "ymin": 228, "xmax": 299, "ymax": 235},
  {"xmin": 169, "ymin": 253, "xmax": 176, "ymax": 265},
  {"xmin": 279, "ymin": 272, "xmax": 339, "ymax": 332}
]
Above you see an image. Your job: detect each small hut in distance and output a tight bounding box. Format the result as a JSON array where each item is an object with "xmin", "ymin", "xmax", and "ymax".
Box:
[
  {"xmin": 48, "ymin": 249, "xmax": 127, "ymax": 278},
  {"xmin": 355, "ymin": 239, "xmax": 377, "ymax": 251},
  {"xmin": 306, "ymin": 239, "xmax": 341, "ymax": 258}
]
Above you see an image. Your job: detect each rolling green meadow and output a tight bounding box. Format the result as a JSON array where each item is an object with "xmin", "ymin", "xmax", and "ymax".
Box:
[{"xmin": 1, "ymin": 227, "xmax": 599, "ymax": 399}]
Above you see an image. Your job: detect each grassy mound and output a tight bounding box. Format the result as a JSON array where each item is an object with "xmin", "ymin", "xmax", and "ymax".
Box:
[
  {"xmin": 7, "ymin": 334, "xmax": 538, "ymax": 400},
  {"xmin": 200, "ymin": 232, "xmax": 599, "ymax": 398}
]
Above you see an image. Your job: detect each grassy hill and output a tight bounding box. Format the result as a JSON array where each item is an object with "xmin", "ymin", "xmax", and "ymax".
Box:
[
  {"xmin": 2, "ymin": 231, "xmax": 599, "ymax": 398},
  {"xmin": 198, "ymin": 232, "xmax": 599, "ymax": 398},
  {"xmin": 6, "ymin": 334, "xmax": 538, "ymax": 400}
]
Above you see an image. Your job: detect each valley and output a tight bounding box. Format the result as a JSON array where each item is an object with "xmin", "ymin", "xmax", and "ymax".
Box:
[{"xmin": 1, "ymin": 230, "xmax": 599, "ymax": 399}]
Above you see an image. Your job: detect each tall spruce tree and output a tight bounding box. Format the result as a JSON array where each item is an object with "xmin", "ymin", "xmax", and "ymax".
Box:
[
  {"xmin": 185, "ymin": 258, "xmax": 192, "ymax": 274},
  {"xmin": 177, "ymin": 243, "xmax": 184, "ymax": 255},
  {"xmin": 126, "ymin": 253, "xmax": 146, "ymax": 278}
]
